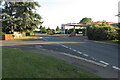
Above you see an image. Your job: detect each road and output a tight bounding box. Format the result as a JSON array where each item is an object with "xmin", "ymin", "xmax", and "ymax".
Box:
[
  {"xmin": 31, "ymin": 34, "xmax": 119, "ymax": 69},
  {"xmin": 1, "ymin": 34, "xmax": 119, "ymax": 78}
]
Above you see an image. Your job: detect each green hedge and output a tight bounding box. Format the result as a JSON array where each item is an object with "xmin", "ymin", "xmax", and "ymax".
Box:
[{"xmin": 87, "ymin": 25, "xmax": 119, "ymax": 40}]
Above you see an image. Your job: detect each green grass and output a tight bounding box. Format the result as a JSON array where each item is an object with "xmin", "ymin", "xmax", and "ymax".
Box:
[{"xmin": 2, "ymin": 47, "xmax": 100, "ymax": 78}]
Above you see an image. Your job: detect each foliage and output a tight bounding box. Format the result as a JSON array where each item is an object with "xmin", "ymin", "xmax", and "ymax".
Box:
[
  {"xmin": 51, "ymin": 29, "xmax": 55, "ymax": 32},
  {"xmin": 1, "ymin": 32, "xmax": 6, "ymax": 35},
  {"xmin": 47, "ymin": 27, "xmax": 51, "ymax": 31},
  {"xmin": 56, "ymin": 26, "xmax": 60, "ymax": 31},
  {"xmin": 117, "ymin": 23, "xmax": 120, "ymax": 40},
  {"xmin": 41, "ymin": 27, "xmax": 47, "ymax": 33},
  {"xmin": 87, "ymin": 22, "xmax": 119, "ymax": 40},
  {"xmin": 2, "ymin": 1, "xmax": 43, "ymax": 34},
  {"xmin": 79, "ymin": 17, "xmax": 92, "ymax": 24}
]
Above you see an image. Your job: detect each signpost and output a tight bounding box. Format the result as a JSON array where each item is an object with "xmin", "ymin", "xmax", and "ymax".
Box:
[{"xmin": 61, "ymin": 24, "xmax": 65, "ymax": 34}]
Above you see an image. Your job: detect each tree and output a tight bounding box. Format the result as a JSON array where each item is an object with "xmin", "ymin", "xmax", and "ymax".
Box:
[
  {"xmin": 79, "ymin": 17, "xmax": 92, "ymax": 24},
  {"xmin": 47, "ymin": 27, "xmax": 51, "ymax": 32},
  {"xmin": 2, "ymin": 1, "xmax": 43, "ymax": 34},
  {"xmin": 41, "ymin": 27, "xmax": 47, "ymax": 33},
  {"xmin": 2, "ymin": 2, "xmax": 20, "ymax": 33},
  {"xmin": 101, "ymin": 21, "xmax": 110, "ymax": 26},
  {"xmin": 51, "ymin": 29, "xmax": 55, "ymax": 32},
  {"xmin": 56, "ymin": 26, "xmax": 60, "ymax": 31}
]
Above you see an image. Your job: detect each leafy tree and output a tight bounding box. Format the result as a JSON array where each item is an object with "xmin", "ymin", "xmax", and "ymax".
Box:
[
  {"xmin": 56, "ymin": 26, "xmax": 60, "ymax": 31},
  {"xmin": 101, "ymin": 21, "xmax": 110, "ymax": 26},
  {"xmin": 2, "ymin": 2, "xmax": 19, "ymax": 33},
  {"xmin": 47, "ymin": 27, "xmax": 51, "ymax": 31},
  {"xmin": 41, "ymin": 27, "xmax": 47, "ymax": 33},
  {"xmin": 51, "ymin": 29, "xmax": 55, "ymax": 32},
  {"xmin": 79, "ymin": 17, "xmax": 92, "ymax": 24},
  {"xmin": 39, "ymin": 25, "xmax": 42, "ymax": 32},
  {"xmin": 2, "ymin": 1, "xmax": 43, "ymax": 34}
]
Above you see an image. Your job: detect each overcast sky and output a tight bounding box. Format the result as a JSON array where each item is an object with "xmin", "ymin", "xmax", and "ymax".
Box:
[{"xmin": 36, "ymin": 0, "xmax": 119, "ymax": 29}]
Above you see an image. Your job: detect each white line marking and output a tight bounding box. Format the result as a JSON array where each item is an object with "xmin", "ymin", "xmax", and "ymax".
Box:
[
  {"xmin": 61, "ymin": 44, "xmax": 64, "ymax": 46},
  {"xmin": 69, "ymin": 48, "xmax": 72, "ymax": 50},
  {"xmin": 63, "ymin": 46, "xmax": 66, "ymax": 47},
  {"xmin": 62, "ymin": 45, "xmax": 66, "ymax": 47},
  {"xmin": 73, "ymin": 50, "xmax": 77, "ymax": 52},
  {"xmin": 39, "ymin": 46, "xmax": 42, "ymax": 47},
  {"xmin": 61, "ymin": 45, "xmax": 66, "ymax": 47},
  {"xmin": 99, "ymin": 61, "xmax": 109, "ymax": 65},
  {"xmin": 64, "ymin": 46, "xmax": 68, "ymax": 48},
  {"xmin": 77, "ymin": 51, "xmax": 82, "ymax": 54},
  {"xmin": 61, "ymin": 53, "xmax": 107, "ymax": 67},
  {"xmin": 61, "ymin": 45, "xmax": 69, "ymax": 48},
  {"xmin": 112, "ymin": 66, "xmax": 120, "ymax": 70},
  {"xmin": 83, "ymin": 54, "xmax": 88, "ymax": 57},
  {"xmin": 92, "ymin": 57, "xmax": 96, "ymax": 60}
]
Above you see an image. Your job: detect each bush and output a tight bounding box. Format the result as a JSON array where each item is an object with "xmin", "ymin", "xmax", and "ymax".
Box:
[{"xmin": 87, "ymin": 25, "xmax": 118, "ymax": 40}]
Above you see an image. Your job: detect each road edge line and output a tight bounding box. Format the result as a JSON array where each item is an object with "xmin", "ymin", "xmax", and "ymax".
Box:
[{"xmin": 60, "ymin": 52, "xmax": 107, "ymax": 67}]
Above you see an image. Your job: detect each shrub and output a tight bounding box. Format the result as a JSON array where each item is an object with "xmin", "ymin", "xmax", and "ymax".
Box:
[{"xmin": 87, "ymin": 25, "xmax": 118, "ymax": 40}]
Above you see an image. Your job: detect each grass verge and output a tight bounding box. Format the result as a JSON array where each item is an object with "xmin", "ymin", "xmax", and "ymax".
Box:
[{"xmin": 2, "ymin": 47, "xmax": 100, "ymax": 78}]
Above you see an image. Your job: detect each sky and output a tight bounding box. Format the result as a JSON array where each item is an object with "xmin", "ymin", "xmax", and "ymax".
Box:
[{"xmin": 35, "ymin": 0, "xmax": 119, "ymax": 29}]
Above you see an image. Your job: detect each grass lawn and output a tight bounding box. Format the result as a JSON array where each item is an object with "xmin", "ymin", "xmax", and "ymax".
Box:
[{"xmin": 2, "ymin": 47, "xmax": 100, "ymax": 78}]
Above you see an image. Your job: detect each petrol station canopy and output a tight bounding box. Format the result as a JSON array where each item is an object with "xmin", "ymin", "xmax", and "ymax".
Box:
[
  {"xmin": 62, "ymin": 21, "xmax": 117, "ymax": 27},
  {"xmin": 61, "ymin": 21, "xmax": 117, "ymax": 34},
  {"xmin": 64, "ymin": 23, "xmax": 87, "ymax": 26}
]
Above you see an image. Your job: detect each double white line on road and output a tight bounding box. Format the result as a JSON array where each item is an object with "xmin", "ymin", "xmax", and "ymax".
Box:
[
  {"xmin": 112, "ymin": 66, "xmax": 120, "ymax": 70},
  {"xmin": 61, "ymin": 44, "xmax": 89, "ymax": 57},
  {"xmin": 60, "ymin": 44, "xmax": 120, "ymax": 71},
  {"xmin": 99, "ymin": 61, "xmax": 109, "ymax": 66}
]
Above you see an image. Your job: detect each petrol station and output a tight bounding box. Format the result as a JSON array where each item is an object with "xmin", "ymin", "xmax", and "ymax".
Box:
[
  {"xmin": 61, "ymin": 21, "xmax": 118, "ymax": 36},
  {"xmin": 61, "ymin": 23, "xmax": 88, "ymax": 36}
]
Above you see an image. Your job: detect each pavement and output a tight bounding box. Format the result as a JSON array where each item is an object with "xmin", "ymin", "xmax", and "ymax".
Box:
[{"xmin": 1, "ymin": 33, "xmax": 120, "ymax": 78}]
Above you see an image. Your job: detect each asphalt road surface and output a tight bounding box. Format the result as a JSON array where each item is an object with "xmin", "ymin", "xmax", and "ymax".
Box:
[
  {"xmin": 1, "ymin": 33, "xmax": 120, "ymax": 78},
  {"xmin": 34, "ymin": 34, "xmax": 119, "ymax": 69}
]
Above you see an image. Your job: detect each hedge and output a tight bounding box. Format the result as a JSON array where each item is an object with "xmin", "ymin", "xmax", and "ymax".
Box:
[{"xmin": 87, "ymin": 25, "xmax": 119, "ymax": 40}]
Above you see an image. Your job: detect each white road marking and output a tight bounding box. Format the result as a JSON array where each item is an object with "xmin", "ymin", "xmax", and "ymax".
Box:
[
  {"xmin": 39, "ymin": 46, "xmax": 42, "ymax": 47},
  {"xmin": 61, "ymin": 45, "xmax": 69, "ymax": 48},
  {"xmin": 69, "ymin": 48, "xmax": 72, "ymax": 50},
  {"xmin": 61, "ymin": 45, "xmax": 90, "ymax": 59},
  {"xmin": 92, "ymin": 57, "xmax": 96, "ymax": 60},
  {"xmin": 112, "ymin": 66, "xmax": 120, "ymax": 70},
  {"xmin": 99, "ymin": 61, "xmax": 109, "ymax": 65},
  {"xmin": 83, "ymin": 54, "xmax": 88, "ymax": 57},
  {"xmin": 73, "ymin": 50, "xmax": 77, "ymax": 52},
  {"xmin": 61, "ymin": 53, "xmax": 107, "ymax": 67},
  {"xmin": 61, "ymin": 44, "xmax": 65, "ymax": 47},
  {"xmin": 64, "ymin": 46, "xmax": 68, "ymax": 48},
  {"xmin": 62, "ymin": 45, "xmax": 67, "ymax": 47},
  {"xmin": 77, "ymin": 51, "xmax": 82, "ymax": 54}
]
